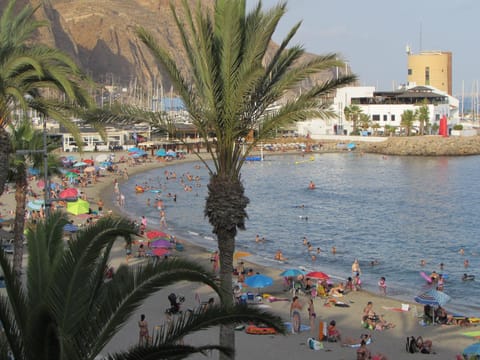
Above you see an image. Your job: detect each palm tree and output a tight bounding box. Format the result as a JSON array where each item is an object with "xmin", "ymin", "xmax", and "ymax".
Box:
[
  {"xmin": 401, "ymin": 109, "xmax": 416, "ymax": 136},
  {"xmin": 416, "ymin": 101, "xmax": 430, "ymax": 135},
  {"xmin": 0, "ymin": 0, "xmax": 93, "ymax": 196},
  {"xmin": 0, "ymin": 213, "xmax": 284, "ymax": 360},
  {"xmin": 358, "ymin": 113, "xmax": 371, "ymax": 132},
  {"xmin": 135, "ymin": 1, "xmax": 356, "ymax": 357},
  {"xmin": 344, "ymin": 104, "xmax": 362, "ymax": 134}
]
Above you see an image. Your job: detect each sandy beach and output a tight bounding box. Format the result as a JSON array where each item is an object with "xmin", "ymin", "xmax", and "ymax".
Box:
[{"xmin": 1, "ymin": 150, "xmax": 476, "ymax": 359}]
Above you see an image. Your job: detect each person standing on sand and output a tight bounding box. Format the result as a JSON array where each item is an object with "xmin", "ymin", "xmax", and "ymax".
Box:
[
  {"xmin": 210, "ymin": 250, "xmax": 219, "ymax": 272},
  {"xmin": 290, "ymin": 296, "xmax": 303, "ymax": 334},
  {"xmin": 138, "ymin": 314, "xmax": 149, "ymax": 345}
]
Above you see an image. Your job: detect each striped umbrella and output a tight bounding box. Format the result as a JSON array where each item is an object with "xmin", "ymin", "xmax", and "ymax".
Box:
[{"xmin": 414, "ymin": 288, "xmax": 451, "ymax": 307}]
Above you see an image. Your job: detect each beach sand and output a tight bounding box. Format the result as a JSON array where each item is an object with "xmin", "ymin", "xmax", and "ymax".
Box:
[{"xmin": 0, "ymin": 150, "xmax": 475, "ymax": 359}]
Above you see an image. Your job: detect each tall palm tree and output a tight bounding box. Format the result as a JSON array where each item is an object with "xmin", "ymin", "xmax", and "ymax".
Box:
[
  {"xmin": 0, "ymin": 213, "xmax": 284, "ymax": 360},
  {"xmin": 135, "ymin": 1, "xmax": 356, "ymax": 357},
  {"xmin": 344, "ymin": 104, "xmax": 362, "ymax": 134},
  {"xmin": 401, "ymin": 109, "xmax": 416, "ymax": 136},
  {"xmin": 0, "ymin": 0, "xmax": 93, "ymax": 196}
]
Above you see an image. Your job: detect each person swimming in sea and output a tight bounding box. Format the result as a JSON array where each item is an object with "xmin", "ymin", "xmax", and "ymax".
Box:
[
  {"xmin": 274, "ymin": 250, "xmax": 287, "ymax": 261},
  {"xmin": 308, "ymin": 181, "xmax": 315, "ymax": 190}
]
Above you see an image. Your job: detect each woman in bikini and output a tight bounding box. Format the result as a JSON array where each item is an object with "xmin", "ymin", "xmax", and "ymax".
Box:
[
  {"xmin": 290, "ymin": 296, "xmax": 303, "ymax": 334},
  {"xmin": 138, "ymin": 314, "xmax": 149, "ymax": 345}
]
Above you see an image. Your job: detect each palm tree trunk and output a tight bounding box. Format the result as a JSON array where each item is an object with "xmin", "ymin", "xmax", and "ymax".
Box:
[
  {"xmin": 205, "ymin": 174, "xmax": 249, "ymax": 360},
  {"xmin": 217, "ymin": 228, "xmax": 235, "ymax": 360},
  {"xmin": 13, "ymin": 165, "xmax": 28, "ymax": 277},
  {"xmin": 0, "ymin": 127, "xmax": 12, "ymax": 196}
]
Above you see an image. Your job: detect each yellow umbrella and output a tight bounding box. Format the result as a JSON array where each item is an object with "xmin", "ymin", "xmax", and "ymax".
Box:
[
  {"xmin": 233, "ymin": 251, "xmax": 252, "ymax": 260},
  {"xmin": 67, "ymin": 199, "xmax": 90, "ymax": 215}
]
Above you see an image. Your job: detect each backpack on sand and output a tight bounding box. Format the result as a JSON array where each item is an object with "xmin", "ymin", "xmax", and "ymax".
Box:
[{"xmin": 406, "ymin": 336, "xmax": 418, "ymax": 353}]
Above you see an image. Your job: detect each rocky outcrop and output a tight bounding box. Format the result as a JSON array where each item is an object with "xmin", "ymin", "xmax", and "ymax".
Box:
[{"xmin": 1, "ymin": 0, "xmax": 349, "ymax": 94}]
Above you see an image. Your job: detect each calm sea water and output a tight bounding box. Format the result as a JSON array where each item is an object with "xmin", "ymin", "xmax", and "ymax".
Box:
[{"xmin": 118, "ymin": 153, "xmax": 480, "ymax": 316}]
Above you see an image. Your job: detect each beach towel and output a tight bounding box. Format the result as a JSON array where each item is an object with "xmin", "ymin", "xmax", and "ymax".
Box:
[
  {"xmin": 318, "ymin": 321, "xmax": 327, "ymax": 341},
  {"xmin": 348, "ymin": 337, "xmax": 372, "ymax": 348},
  {"xmin": 462, "ymin": 330, "xmax": 480, "ymax": 337},
  {"xmin": 284, "ymin": 322, "xmax": 310, "ymax": 333}
]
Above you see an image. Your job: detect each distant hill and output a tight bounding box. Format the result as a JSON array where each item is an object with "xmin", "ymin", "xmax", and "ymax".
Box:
[{"xmin": 1, "ymin": 0, "xmax": 351, "ymax": 98}]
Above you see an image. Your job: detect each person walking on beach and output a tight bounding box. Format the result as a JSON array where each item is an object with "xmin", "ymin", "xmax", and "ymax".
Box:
[
  {"xmin": 138, "ymin": 314, "xmax": 149, "ymax": 345},
  {"xmin": 307, "ymin": 298, "xmax": 316, "ymax": 334},
  {"xmin": 290, "ymin": 296, "xmax": 303, "ymax": 334}
]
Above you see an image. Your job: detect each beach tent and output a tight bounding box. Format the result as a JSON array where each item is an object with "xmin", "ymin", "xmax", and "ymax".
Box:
[{"xmin": 66, "ymin": 199, "xmax": 90, "ymax": 216}]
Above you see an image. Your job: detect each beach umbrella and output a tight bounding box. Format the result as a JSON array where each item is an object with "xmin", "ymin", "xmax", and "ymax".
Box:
[
  {"xmin": 146, "ymin": 230, "xmax": 169, "ymax": 240},
  {"xmin": 59, "ymin": 188, "xmax": 78, "ymax": 199},
  {"xmin": 128, "ymin": 147, "xmax": 141, "ymax": 153},
  {"xmin": 233, "ymin": 251, "xmax": 252, "ymax": 260},
  {"xmin": 84, "ymin": 166, "xmax": 96, "ymax": 173},
  {"xmin": 166, "ymin": 150, "xmax": 176, "ymax": 157},
  {"xmin": 306, "ymin": 271, "xmax": 330, "ymax": 280},
  {"xmin": 414, "ymin": 288, "xmax": 451, "ymax": 307},
  {"xmin": 245, "ymin": 274, "xmax": 273, "ymax": 289},
  {"xmin": 63, "ymin": 223, "xmax": 79, "ymax": 233},
  {"xmin": 155, "ymin": 148, "xmax": 166, "ymax": 157},
  {"xmin": 27, "ymin": 200, "xmax": 43, "ymax": 211},
  {"xmin": 463, "ymin": 343, "xmax": 480, "ymax": 356},
  {"xmin": 65, "ymin": 172, "xmax": 79, "ymax": 179},
  {"xmin": 84, "ymin": 159, "xmax": 94, "ymax": 165},
  {"xmin": 152, "ymin": 248, "xmax": 170, "ymax": 257},
  {"xmin": 66, "ymin": 199, "xmax": 90, "ymax": 216},
  {"xmin": 73, "ymin": 161, "xmax": 88, "ymax": 167},
  {"xmin": 150, "ymin": 239, "xmax": 172, "ymax": 249},
  {"xmin": 280, "ymin": 269, "xmax": 305, "ymax": 278}
]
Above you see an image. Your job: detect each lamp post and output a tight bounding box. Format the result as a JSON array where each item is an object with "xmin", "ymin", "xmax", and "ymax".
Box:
[{"xmin": 16, "ymin": 115, "xmax": 50, "ymax": 217}]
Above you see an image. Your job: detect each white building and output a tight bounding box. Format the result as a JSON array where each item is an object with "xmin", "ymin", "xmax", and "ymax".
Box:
[{"xmin": 295, "ymin": 85, "xmax": 459, "ymax": 137}]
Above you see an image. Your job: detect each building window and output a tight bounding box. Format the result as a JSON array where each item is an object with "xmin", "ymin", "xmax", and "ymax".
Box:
[
  {"xmin": 408, "ymin": 69, "xmax": 412, "ymax": 75},
  {"xmin": 425, "ymin": 66, "xmax": 430, "ymax": 85},
  {"xmin": 372, "ymin": 114, "xmax": 380, "ymax": 121},
  {"xmin": 391, "ymin": 114, "xmax": 395, "ymax": 121},
  {"xmin": 383, "ymin": 115, "xmax": 387, "ymax": 121}
]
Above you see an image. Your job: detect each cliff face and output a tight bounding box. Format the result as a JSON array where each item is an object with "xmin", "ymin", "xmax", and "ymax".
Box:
[{"xmin": 0, "ymin": 0, "xmax": 347, "ymax": 95}]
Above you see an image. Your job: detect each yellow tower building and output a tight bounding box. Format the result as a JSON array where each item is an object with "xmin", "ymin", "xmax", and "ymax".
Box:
[{"xmin": 407, "ymin": 51, "xmax": 452, "ymax": 95}]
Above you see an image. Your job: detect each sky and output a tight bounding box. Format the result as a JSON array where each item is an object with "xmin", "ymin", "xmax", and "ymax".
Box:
[{"xmin": 246, "ymin": 0, "xmax": 478, "ymax": 96}]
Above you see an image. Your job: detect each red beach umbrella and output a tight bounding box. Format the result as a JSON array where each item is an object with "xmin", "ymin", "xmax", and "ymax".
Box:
[
  {"xmin": 152, "ymin": 248, "xmax": 169, "ymax": 257},
  {"xmin": 146, "ymin": 230, "xmax": 169, "ymax": 240},
  {"xmin": 305, "ymin": 271, "xmax": 330, "ymax": 280},
  {"xmin": 84, "ymin": 159, "xmax": 94, "ymax": 165},
  {"xmin": 59, "ymin": 188, "xmax": 79, "ymax": 199}
]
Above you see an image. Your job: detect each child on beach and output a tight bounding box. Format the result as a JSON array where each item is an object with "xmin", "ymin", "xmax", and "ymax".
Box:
[{"xmin": 378, "ymin": 276, "xmax": 386, "ymax": 296}]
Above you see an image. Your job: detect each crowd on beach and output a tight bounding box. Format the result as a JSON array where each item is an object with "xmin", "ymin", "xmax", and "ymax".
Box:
[{"xmin": 4, "ymin": 150, "xmax": 478, "ymax": 359}]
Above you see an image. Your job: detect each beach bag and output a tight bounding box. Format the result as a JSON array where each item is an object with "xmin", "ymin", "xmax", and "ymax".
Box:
[
  {"xmin": 406, "ymin": 336, "xmax": 418, "ymax": 353},
  {"xmin": 308, "ymin": 337, "xmax": 324, "ymax": 350}
]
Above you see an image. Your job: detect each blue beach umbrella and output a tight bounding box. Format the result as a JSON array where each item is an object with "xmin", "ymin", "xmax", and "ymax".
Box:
[
  {"xmin": 280, "ymin": 269, "xmax": 305, "ymax": 278},
  {"xmin": 245, "ymin": 274, "xmax": 273, "ymax": 289},
  {"xmin": 155, "ymin": 148, "xmax": 166, "ymax": 157},
  {"xmin": 414, "ymin": 288, "xmax": 451, "ymax": 307},
  {"xmin": 463, "ymin": 342, "xmax": 480, "ymax": 356}
]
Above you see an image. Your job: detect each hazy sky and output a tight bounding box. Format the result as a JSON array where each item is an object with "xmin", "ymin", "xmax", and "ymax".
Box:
[{"xmin": 246, "ymin": 0, "xmax": 477, "ymax": 96}]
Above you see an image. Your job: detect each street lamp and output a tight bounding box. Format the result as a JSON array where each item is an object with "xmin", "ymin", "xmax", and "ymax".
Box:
[{"xmin": 16, "ymin": 115, "xmax": 50, "ymax": 217}]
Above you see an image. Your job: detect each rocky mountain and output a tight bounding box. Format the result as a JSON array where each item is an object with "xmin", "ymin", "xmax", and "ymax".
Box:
[{"xmin": 2, "ymin": 0, "xmax": 350, "ymax": 99}]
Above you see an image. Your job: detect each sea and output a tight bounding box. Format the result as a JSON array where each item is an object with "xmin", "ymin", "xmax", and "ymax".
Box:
[{"xmin": 117, "ymin": 152, "xmax": 480, "ymax": 317}]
